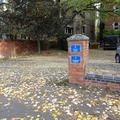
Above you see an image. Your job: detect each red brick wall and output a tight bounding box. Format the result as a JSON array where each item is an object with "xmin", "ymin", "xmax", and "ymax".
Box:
[
  {"xmin": 0, "ymin": 40, "xmax": 38, "ymax": 58},
  {"xmin": 105, "ymin": 17, "xmax": 120, "ymax": 30},
  {"xmin": 103, "ymin": 4, "xmax": 120, "ymax": 31},
  {"xmin": 68, "ymin": 40, "xmax": 89, "ymax": 85}
]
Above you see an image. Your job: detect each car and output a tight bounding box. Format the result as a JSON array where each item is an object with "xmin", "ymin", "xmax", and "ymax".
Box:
[
  {"xmin": 102, "ymin": 35, "xmax": 120, "ymax": 50},
  {"xmin": 115, "ymin": 46, "xmax": 120, "ymax": 63}
]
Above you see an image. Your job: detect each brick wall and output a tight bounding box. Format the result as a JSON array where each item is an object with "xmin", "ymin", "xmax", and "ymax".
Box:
[
  {"xmin": 0, "ymin": 40, "xmax": 38, "ymax": 58},
  {"xmin": 67, "ymin": 34, "xmax": 90, "ymax": 86},
  {"xmin": 104, "ymin": 17, "xmax": 120, "ymax": 30},
  {"xmin": 85, "ymin": 74, "xmax": 120, "ymax": 91},
  {"xmin": 103, "ymin": 4, "xmax": 120, "ymax": 31}
]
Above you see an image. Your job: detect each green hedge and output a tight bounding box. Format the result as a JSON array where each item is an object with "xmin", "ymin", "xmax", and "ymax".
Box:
[{"xmin": 103, "ymin": 30, "xmax": 120, "ymax": 35}]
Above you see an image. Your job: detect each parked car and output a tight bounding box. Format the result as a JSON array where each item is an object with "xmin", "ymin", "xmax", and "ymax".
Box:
[
  {"xmin": 103, "ymin": 35, "xmax": 120, "ymax": 50},
  {"xmin": 115, "ymin": 46, "xmax": 120, "ymax": 63}
]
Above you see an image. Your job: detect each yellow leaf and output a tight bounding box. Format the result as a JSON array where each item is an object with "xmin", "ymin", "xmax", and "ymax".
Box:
[
  {"xmin": 34, "ymin": 109, "xmax": 39, "ymax": 112},
  {"xmin": 42, "ymin": 109, "xmax": 46, "ymax": 113},
  {"xmin": 35, "ymin": 102, "xmax": 39, "ymax": 105},
  {"xmin": 74, "ymin": 111, "xmax": 79, "ymax": 116},
  {"xmin": 55, "ymin": 111, "xmax": 61, "ymax": 116},
  {"xmin": 85, "ymin": 90, "xmax": 90, "ymax": 93},
  {"xmin": 90, "ymin": 101, "xmax": 98, "ymax": 106},
  {"xmin": 52, "ymin": 113, "xmax": 57, "ymax": 118},
  {"xmin": 58, "ymin": 94, "xmax": 62, "ymax": 96},
  {"xmin": 36, "ymin": 118, "xmax": 40, "ymax": 120},
  {"xmin": 20, "ymin": 118, "xmax": 24, "ymax": 120},
  {"xmin": 77, "ymin": 114, "xmax": 83, "ymax": 119},
  {"xmin": 91, "ymin": 117, "xmax": 98, "ymax": 120}
]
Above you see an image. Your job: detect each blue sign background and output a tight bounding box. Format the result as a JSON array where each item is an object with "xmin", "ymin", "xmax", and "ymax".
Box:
[
  {"xmin": 71, "ymin": 56, "xmax": 81, "ymax": 64},
  {"xmin": 70, "ymin": 45, "xmax": 81, "ymax": 53}
]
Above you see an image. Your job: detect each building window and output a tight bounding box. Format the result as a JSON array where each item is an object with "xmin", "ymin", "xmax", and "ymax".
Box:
[
  {"xmin": 113, "ymin": 6, "xmax": 120, "ymax": 12},
  {"xmin": 0, "ymin": 34, "xmax": 2, "ymax": 38},
  {"xmin": 81, "ymin": 20, "xmax": 86, "ymax": 34},
  {"xmin": 82, "ymin": 25, "xmax": 86, "ymax": 34},
  {"xmin": 113, "ymin": 22, "xmax": 119, "ymax": 30},
  {"xmin": 65, "ymin": 26, "xmax": 73, "ymax": 34}
]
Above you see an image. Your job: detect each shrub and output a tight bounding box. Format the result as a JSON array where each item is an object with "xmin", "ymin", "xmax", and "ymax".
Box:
[{"xmin": 103, "ymin": 30, "xmax": 120, "ymax": 35}]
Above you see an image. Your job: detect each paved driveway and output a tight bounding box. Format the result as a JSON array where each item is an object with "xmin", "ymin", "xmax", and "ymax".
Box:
[
  {"xmin": 0, "ymin": 50, "xmax": 120, "ymax": 120},
  {"xmin": 87, "ymin": 50, "xmax": 120, "ymax": 77}
]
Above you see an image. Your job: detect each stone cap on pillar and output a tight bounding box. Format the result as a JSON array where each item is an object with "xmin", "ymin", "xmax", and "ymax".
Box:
[{"xmin": 67, "ymin": 34, "xmax": 89, "ymax": 42}]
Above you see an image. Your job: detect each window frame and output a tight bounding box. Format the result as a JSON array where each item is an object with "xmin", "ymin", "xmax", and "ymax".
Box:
[
  {"xmin": 113, "ymin": 22, "xmax": 119, "ymax": 30},
  {"xmin": 113, "ymin": 6, "xmax": 120, "ymax": 12},
  {"xmin": 65, "ymin": 26, "xmax": 73, "ymax": 35}
]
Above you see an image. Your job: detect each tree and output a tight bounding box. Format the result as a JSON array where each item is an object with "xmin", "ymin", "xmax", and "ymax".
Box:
[
  {"xmin": 0, "ymin": 0, "xmax": 78, "ymax": 52},
  {"xmin": 0, "ymin": 0, "xmax": 120, "ymax": 52},
  {"xmin": 67, "ymin": 0, "xmax": 120, "ymax": 19}
]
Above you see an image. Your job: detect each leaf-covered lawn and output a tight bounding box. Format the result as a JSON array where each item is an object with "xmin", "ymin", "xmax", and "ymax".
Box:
[{"xmin": 0, "ymin": 50, "xmax": 120, "ymax": 120}]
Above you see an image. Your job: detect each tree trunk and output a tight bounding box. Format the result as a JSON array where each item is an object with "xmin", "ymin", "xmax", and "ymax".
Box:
[{"xmin": 37, "ymin": 40, "xmax": 41, "ymax": 54}]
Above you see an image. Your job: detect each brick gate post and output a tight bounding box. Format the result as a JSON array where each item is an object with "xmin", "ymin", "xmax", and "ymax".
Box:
[{"xmin": 67, "ymin": 34, "xmax": 89, "ymax": 85}]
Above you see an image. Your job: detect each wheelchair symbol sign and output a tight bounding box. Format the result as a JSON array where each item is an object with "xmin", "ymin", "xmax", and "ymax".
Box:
[{"xmin": 70, "ymin": 45, "xmax": 81, "ymax": 53}]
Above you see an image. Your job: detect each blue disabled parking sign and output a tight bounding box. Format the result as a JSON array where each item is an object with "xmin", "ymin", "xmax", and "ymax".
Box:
[
  {"xmin": 71, "ymin": 56, "xmax": 81, "ymax": 64},
  {"xmin": 70, "ymin": 45, "xmax": 81, "ymax": 53}
]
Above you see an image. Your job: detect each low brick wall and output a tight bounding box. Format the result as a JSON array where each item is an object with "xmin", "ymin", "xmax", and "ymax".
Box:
[
  {"xmin": 0, "ymin": 40, "xmax": 38, "ymax": 58},
  {"xmin": 85, "ymin": 74, "xmax": 120, "ymax": 91}
]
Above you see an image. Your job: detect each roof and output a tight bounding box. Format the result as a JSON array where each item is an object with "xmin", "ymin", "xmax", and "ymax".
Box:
[{"xmin": 67, "ymin": 34, "xmax": 89, "ymax": 41}]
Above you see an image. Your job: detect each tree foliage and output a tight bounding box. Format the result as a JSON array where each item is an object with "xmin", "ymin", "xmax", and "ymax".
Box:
[
  {"xmin": 67, "ymin": 0, "xmax": 120, "ymax": 19},
  {"xmin": 0, "ymin": 0, "xmax": 120, "ymax": 40},
  {"xmin": 1, "ymin": 0, "xmax": 64, "ymax": 39}
]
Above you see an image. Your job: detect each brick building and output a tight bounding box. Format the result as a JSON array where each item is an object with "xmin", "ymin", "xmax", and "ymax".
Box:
[
  {"xmin": 103, "ymin": 6, "xmax": 120, "ymax": 32},
  {"xmin": 100, "ymin": 5, "xmax": 120, "ymax": 49},
  {"xmin": 104, "ymin": 17, "xmax": 120, "ymax": 31}
]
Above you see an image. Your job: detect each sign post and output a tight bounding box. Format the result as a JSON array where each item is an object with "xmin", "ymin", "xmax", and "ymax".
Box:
[{"xmin": 67, "ymin": 34, "xmax": 89, "ymax": 85}]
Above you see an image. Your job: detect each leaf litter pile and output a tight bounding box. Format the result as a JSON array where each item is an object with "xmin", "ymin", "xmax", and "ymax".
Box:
[{"xmin": 0, "ymin": 56, "xmax": 120, "ymax": 120}]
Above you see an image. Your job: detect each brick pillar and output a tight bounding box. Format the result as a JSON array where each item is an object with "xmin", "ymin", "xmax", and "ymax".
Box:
[{"xmin": 67, "ymin": 34, "xmax": 89, "ymax": 85}]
